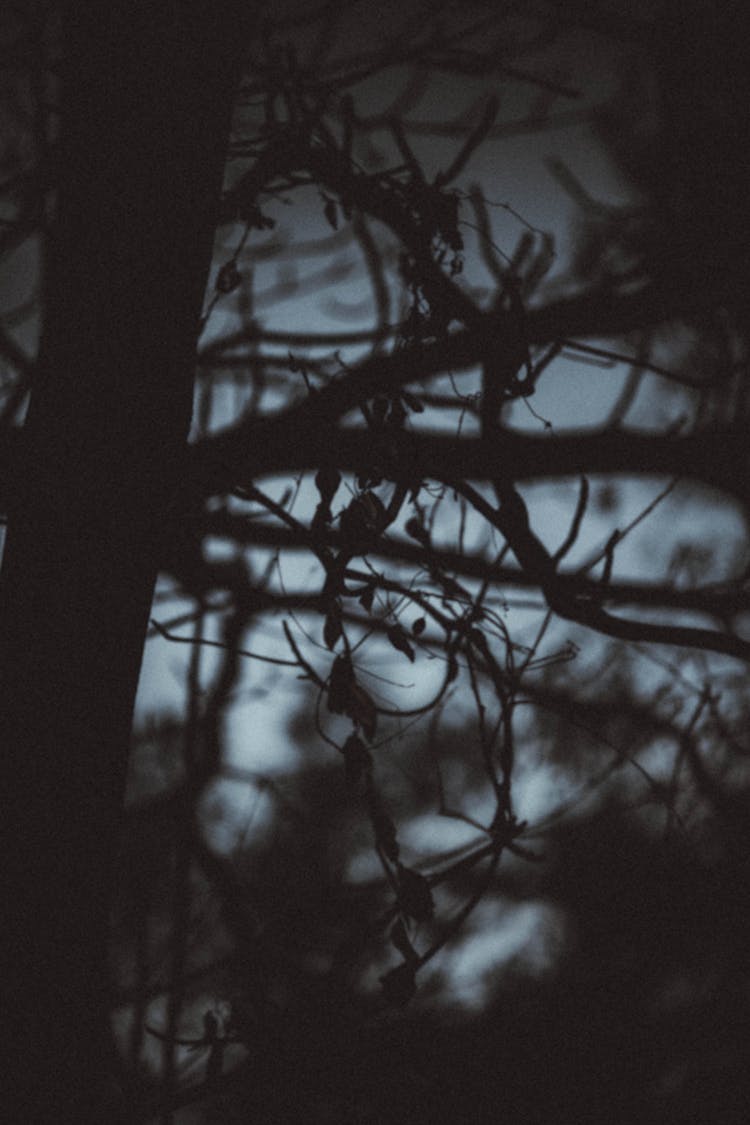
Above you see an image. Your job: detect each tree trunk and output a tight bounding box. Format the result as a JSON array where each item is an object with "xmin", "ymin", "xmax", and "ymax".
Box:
[{"xmin": 0, "ymin": 5, "xmax": 244, "ymax": 1117}]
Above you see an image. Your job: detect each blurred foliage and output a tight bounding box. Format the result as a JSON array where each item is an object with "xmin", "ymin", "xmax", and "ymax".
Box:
[{"xmin": 115, "ymin": 693, "xmax": 750, "ymax": 1122}]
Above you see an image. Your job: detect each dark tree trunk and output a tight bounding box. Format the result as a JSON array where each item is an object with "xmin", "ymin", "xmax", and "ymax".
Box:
[{"xmin": 0, "ymin": 5, "xmax": 244, "ymax": 1118}]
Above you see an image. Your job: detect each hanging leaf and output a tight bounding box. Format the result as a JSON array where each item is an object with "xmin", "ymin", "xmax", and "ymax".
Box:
[
  {"xmin": 323, "ymin": 602, "xmax": 342, "ymax": 650},
  {"xmin": 327, "ymin": 654, "xmax": 354, "ymax": 714},
  {"xmin": 386, "ymin": 624, "xmax": 415, "ymax": 663},
  {"xmin": 365, "ymin": 491, "xmax": 387, "ymax": 524},
  {"xmin": 391, "ymin": 918, "xmax": 417, "ymax": 964},
  {"xmin": 380, "ymin": 962, "xmax": 416, "ymax": 1007},
  {"xmin": 340, "ymin": 733, "xmax": 372, "ymax": 784},
  {"xmin": 440, "ymin": 574, "xmax": 465, "ymax": 601},
  {"xmin": 375, "ymin": 812, "xmax": 399, "ymax": 862},
  {"xmin": 215, "ymin": 260, "xmax": 241, "ymax": 294},
  {"xmin": 358, "ymin": 584, "xmax": 375, "ymax": 613},
  {"xmin": 368, "ymin": 792, "xmax": 399, "ymax": 861},
  {"xmin": 411, "ymin": 617, "xmax": 426, "ymax": 636},
  {"xmin": 404, "ymin": 517, "xmax": 429, "ymax": 546},
  {"xmin": 340, "ymin": 492, "xmax": 386, "ymax": 551},
  {"xmin": 397, "ymin": 863, "xmax": 434, "ymax": 923},
  {"xmin": 339, "ymin": 495, "xmax": 368, "ymax": 545},
  {"xmin": 327, "ymin": 655, "xmax": 377, "ymax": 739},
  {"xmin": 349, "ymin": 682, "xmax": 378, "ymax": 741}
]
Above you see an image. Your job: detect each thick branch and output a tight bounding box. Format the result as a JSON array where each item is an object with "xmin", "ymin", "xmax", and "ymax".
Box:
[
  {"xmin": 187, "ymin": 417, "xmax": 750, "ymax": 508},
  {"xmin": 198, "ymin": 513, "xmax": 750, "ymax": 621}
]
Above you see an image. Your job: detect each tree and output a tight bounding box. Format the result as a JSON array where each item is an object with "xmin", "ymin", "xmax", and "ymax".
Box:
[
  {"xmin": 0, "ymin": 3, "xmax": 246, "ymax": 1117},
  {"xmin": 1, "ymin": 1, "xmax": 749, "ymax": 1120}
]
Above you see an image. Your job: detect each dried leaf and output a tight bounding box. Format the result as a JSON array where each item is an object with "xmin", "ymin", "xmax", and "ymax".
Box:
[
  {"xmin": 327, "ymin": 654, "xmax": 354, "ymax": 714},
  {"xmin": 358, "ymin": 584, "xmax": 375, "ymax": 613},
  {"xmin": 349, "ymin": 682, "xmax": 377, "ymax": 741},
  {"xmin": 367, "ymin": 790, "xmax": 399, "ymax": 861},
  {"xmin": 386, "ymin": 624, "xmax": 415, "ymax": 662},
  {"xmin": 404, "ymin": 517, "xmax": 429, "ymax": 546},
  {"xmin": 397, "ymin": 863, "xmax": 434, "ymax": 923},
  {"xmin": 215, "ymin": 260, "xmax": 241, "ymax": 294},
  {"xmin": 323, "ymin": 603, "xmax": 342, "ymax": 650},
  {"xmin": 327, "ymin": 655, "xmax": 377, "ymax": 739},
  {"xmin": 440, "ymin": 575, "xmax": 465, "ymax": 601},
  {"xmin": 340, "ymin": 492, "xmax": 386, "ymax": 551},
  {"xmin": 341, "ymin": 733, "xmax": 372, "ymax": 784},
  {"xmin": 412, "ymin": 617, "xmax": 426, "ymax": 636}
]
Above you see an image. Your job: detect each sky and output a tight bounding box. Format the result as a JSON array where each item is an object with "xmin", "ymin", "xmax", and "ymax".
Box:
[{"xmin": 122, "ymin": 11, "xmax": 743, "ymax": 1024}]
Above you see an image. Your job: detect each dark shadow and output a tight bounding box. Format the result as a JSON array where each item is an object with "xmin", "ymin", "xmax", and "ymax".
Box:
[{"xmin": 113, "ymin": 701, "xmax": 750, "ymax": 1124}]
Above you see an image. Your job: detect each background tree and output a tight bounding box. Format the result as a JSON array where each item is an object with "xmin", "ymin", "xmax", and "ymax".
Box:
[{"xmin": 1, "ymin": 1, "xmax": 749, "ymax": 1121}]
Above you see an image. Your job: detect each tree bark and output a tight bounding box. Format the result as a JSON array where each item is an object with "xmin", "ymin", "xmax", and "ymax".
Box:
[{"xmin": 0, "ymin": 5, "xmax": 244, "ymax": 1117}]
